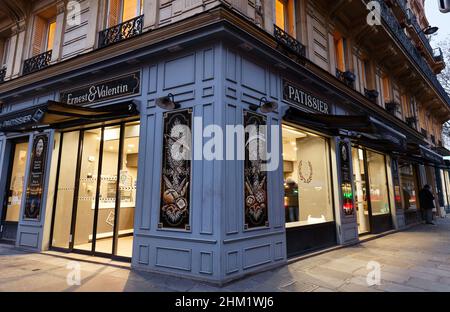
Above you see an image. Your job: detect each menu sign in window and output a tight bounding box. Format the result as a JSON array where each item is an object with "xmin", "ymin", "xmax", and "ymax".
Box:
[{"xmin": 23, "ymin": 134, "xmax": 49, "ymax": 220}]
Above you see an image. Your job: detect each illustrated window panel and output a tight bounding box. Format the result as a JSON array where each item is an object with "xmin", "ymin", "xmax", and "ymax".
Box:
[
  {"xmin": 282, "ymin": 125, "xmax": 334, "ymax": 227},
  {"xmin": 244, "ymin": 112, "xmax": 269, "ymax": 229},
  {"xmin": 159, "ymin": 110, "xmax": 192, "ymax": 230}
]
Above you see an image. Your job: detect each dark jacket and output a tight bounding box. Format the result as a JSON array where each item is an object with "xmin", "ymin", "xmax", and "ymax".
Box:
[{"xmin": 419, "ymin": 188, "xmax": 435, "ymax": 210}]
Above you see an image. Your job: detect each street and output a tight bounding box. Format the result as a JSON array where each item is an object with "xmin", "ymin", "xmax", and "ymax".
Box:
[{"xmin": 1, "ymin": 217, "xmax": 450, "ymax": 292}]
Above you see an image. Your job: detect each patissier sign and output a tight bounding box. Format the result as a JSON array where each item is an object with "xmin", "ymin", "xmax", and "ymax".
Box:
[
  {"xmin": 60, "ymin": 71, "xmax": 140, "ymax": 105},
  {"xmin": 283, "ymin": 80, "xmax": 330, "ymax": 114}
]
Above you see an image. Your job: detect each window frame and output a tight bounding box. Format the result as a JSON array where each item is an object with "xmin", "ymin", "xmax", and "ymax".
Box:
[
  {"xmin": 281, "ymin": 122, "xmax": 336, "ymax": 228},
  {"xmin": 107, "ymin": 0, "xmax": 143, "ymax": 27}
]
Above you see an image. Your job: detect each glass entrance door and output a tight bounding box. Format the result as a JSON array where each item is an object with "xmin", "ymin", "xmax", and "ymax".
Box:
[
  {"xmin": 1, "ymin": 140, "xmax": 29, "ymax": 242},
  {"xmin": 50, "ymin": 121, "xmax": 139, "ymax": 259},
  {"xmin": 352, "ymin": 147, "xmax": 371, "ymax": 234}
]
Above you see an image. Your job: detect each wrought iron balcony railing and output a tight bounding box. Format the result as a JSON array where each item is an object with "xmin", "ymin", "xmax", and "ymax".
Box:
[
  {"xmin": 273, "ymin": 25, "xmax": 306, "ymax": 60},
  {"xmin": 23, "ymin": 50, "xmax": 52, "ymax": 75},
  {"xmin": 336, "ymin": 69, "xmax": 356, "ymax": 88},
  {"xmin": 406, "ymin": 8, "xmax": 434, "ymax": 57},
  {"xmin": 98, "ymin": 15, "xmax": 144, "ymax": 49},
  {"xmin": 0, "ymin": 67, "xmax": 6, "ymax": 83},
  {"xmin": 364, "ymin": 88, "xmax": 379, "ymax": 101},
  {"xmin": 405, "ymin": 116, "xmax": 417, "ymax": 128},
  {"xmin": 421, "ymin": 128, "xmax": 428, "ymax": 138},
  {"xmin": 431, "ymin": 135, "xmax": 436, "ymax": 144},
  {"xmin": 371, "ymin": 0, "xmax": 450, "ymax": 105}
]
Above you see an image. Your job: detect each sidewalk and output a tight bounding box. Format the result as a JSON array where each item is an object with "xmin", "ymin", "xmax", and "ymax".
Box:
[{"xmin": 1, "ymin": 217, "xmax": 450, "ymax": 292}]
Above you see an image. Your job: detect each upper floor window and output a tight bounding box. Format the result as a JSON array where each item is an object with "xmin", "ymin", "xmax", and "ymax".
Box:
[
  {"xmin": 361, "ymin": 59, "xmax": 374, "ymax": 89},
  {"xmin": 1, "ymin": 38, "xmax": 10, "ymax": 67},
  {"xmin": 275, "ymin": 0, "xmax": 295, "ymax": 35},
  {"xmin": 333, "ymin": 32, "xmax": 347, "ymax": 72},
  {"xmin": 108, "ymin": 0, "xmax": 143, "ymax": 27},
  {"xmin": 32, "ymin": 15, "xmax": 56, "ymax": 56},
  {"xmin": 382, "ymin": 76, "xmax": 391, "ymax": 102}
]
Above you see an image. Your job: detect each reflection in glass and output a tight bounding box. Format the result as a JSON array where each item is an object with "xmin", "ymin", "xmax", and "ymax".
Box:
[
  {"xmin": 52, "ymin": 132, "xmax": 79, "ymax": 248},
  {"xmin": 73, "ymin": 128, "xmax": 101, "ymax": 252},
  {"xmin": 282, "ymin": 125, "xmax": 333, "ymax": 227}
]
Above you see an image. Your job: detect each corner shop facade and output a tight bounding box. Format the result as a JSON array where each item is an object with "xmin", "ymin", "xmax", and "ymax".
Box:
[{"xmin": 0, "ymin": 7, "xmax": 449, "ymax": 284}]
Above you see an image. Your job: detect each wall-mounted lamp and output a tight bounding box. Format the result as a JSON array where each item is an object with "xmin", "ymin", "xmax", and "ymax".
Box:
[
  {"xmin": 155, "ymin": 93, "xmax": 180, "ymax": 110},
  {"xmin": 249, "ymin": 97, "xmax": 278, "ymax": 113},
  {"xmin": 421, "ymin": 26, "xmax": 439, "ymax": 35}
]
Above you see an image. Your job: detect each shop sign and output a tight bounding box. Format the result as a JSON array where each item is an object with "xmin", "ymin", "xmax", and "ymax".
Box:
[
  {"xmin": 23, "ymin": 133, "xmax": 49, "ymax": 220},
  {"xmin": 339, "ymin": 141, "xmax": 354, "ymax": 216},
  {"xmin": 60, "ymin": 71, "xmax": 140, "ymax": 106},
  {"xmin": 283, "ymin": 80, "xmax": 330, "ymax": 114}
]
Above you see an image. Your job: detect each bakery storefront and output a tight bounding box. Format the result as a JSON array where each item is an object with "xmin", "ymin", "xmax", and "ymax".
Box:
[
  {"xmin": 281, "ymin": 81, "xmax": 337, "ymax": 257},
  {"xmin": 280, "ymin": 79, "xmax": 410, "ymax": 256},
  {"xmin": 0, "ymin": 72, "xmax": 141, "ymax": 260}
]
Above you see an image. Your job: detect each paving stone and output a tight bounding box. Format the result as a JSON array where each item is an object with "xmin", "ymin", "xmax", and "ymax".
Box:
[
  {"xmin": 279, "ymin": 280, "xmax": 318, "ymax": 292},
  {"xmin": 406, "ymin": 277, "xmax": 450, "ymax": 292},
  {"xmin": 375, "ymin": 282, "xmax": 424, "ymax": 292}
]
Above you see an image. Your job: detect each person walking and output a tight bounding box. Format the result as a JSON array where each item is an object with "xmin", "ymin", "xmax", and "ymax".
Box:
[{"xmin": 419, "ymin": 184, "xmax": 435, "ymax": 225}]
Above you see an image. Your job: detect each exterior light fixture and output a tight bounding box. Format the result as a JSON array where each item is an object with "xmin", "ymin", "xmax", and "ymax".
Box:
[
  {"xmin": 249, "ymin": 97, "xmax": 278, "ymax": 113},
  {"xmin": 422, "ymin": 26, "xmax": 439, "ymax": 35},
  {"xmin": 155, "ymin": 93, "xmax": 180, "ymax": 110}
]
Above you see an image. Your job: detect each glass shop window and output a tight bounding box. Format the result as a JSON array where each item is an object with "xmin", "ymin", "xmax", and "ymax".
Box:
[
  {"xmin": 32, "ymin": 15, "xmax": 56, "ymax": 56},
  {"xmin": 366, "ymin": 150, "xmax": 390, "ymax": 215},
  {"xmin": 333, "ymin": 32, "xmax": 347, "ymax": 72},
  {"xmin": 108, "ymin": 0, "xmax": 143, "ymax": 27},
  {"xmin": 282, "ymin": 125, "xmax": 334, "ymax": 227},
  {"xmin": 399, "ymin": 163, "xmax": 419, "ymax": 211},
  {"xmin": 275, "ymin": 0, "xmax": 295, "ymax": 35}
]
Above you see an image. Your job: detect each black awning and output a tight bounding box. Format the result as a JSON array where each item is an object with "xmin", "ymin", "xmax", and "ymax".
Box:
[
  {"xmin": 0, "ymin": 100, "xmax": 139, "ymax": 132},
  {"xmin": 283, "ymin": 107, "xmax": 407, "ymax": 152},
  {"xmin": 406, "ymin": 143, "xmax": 444, "ymax": 166}
]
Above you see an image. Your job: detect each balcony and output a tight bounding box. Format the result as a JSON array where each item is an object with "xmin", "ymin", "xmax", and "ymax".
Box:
[
  {"xmin": 421, "ymin": 128, "xmax": 428, "ymax": 138},
  {"xmin": 371, "ymin": 0, "xmax": 450, "ymax": 105},
  {"xmin": 405, "ymin": 116, "xmax": 417, "ymax": 128},
  {"xmin": 364, "ymin": 88, "xmax": 379, "ymax": 102},
  {"xmin": 385, "ymin": 101, "xmax": 401, "ymax": 115},
  {"xmin": 336, "ymin": 69, "xmax": 356, "ymax": 88},
  {"xmin": 23, "ymin": 50, "xmax": 52, "ymax": 75},
  {"xmin": 0, "ymin": 67, "xmax": 6, "ymax": 83},
  {"xmin": 273, "ymin": 25, "xmax": 306, "ymax": 61},
  {"xmin": 98, "ymin": 15, "xmax": 144, "ymax": 49}
]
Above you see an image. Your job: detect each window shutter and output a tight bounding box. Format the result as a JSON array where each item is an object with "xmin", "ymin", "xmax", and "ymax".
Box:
[
  {"xmin": 108, "ymin": 0, "xmax": 121, "ymax": 27},
  {"xmin": 32, "ymin": 16, "xmax": 46, "ymax": 56}
]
